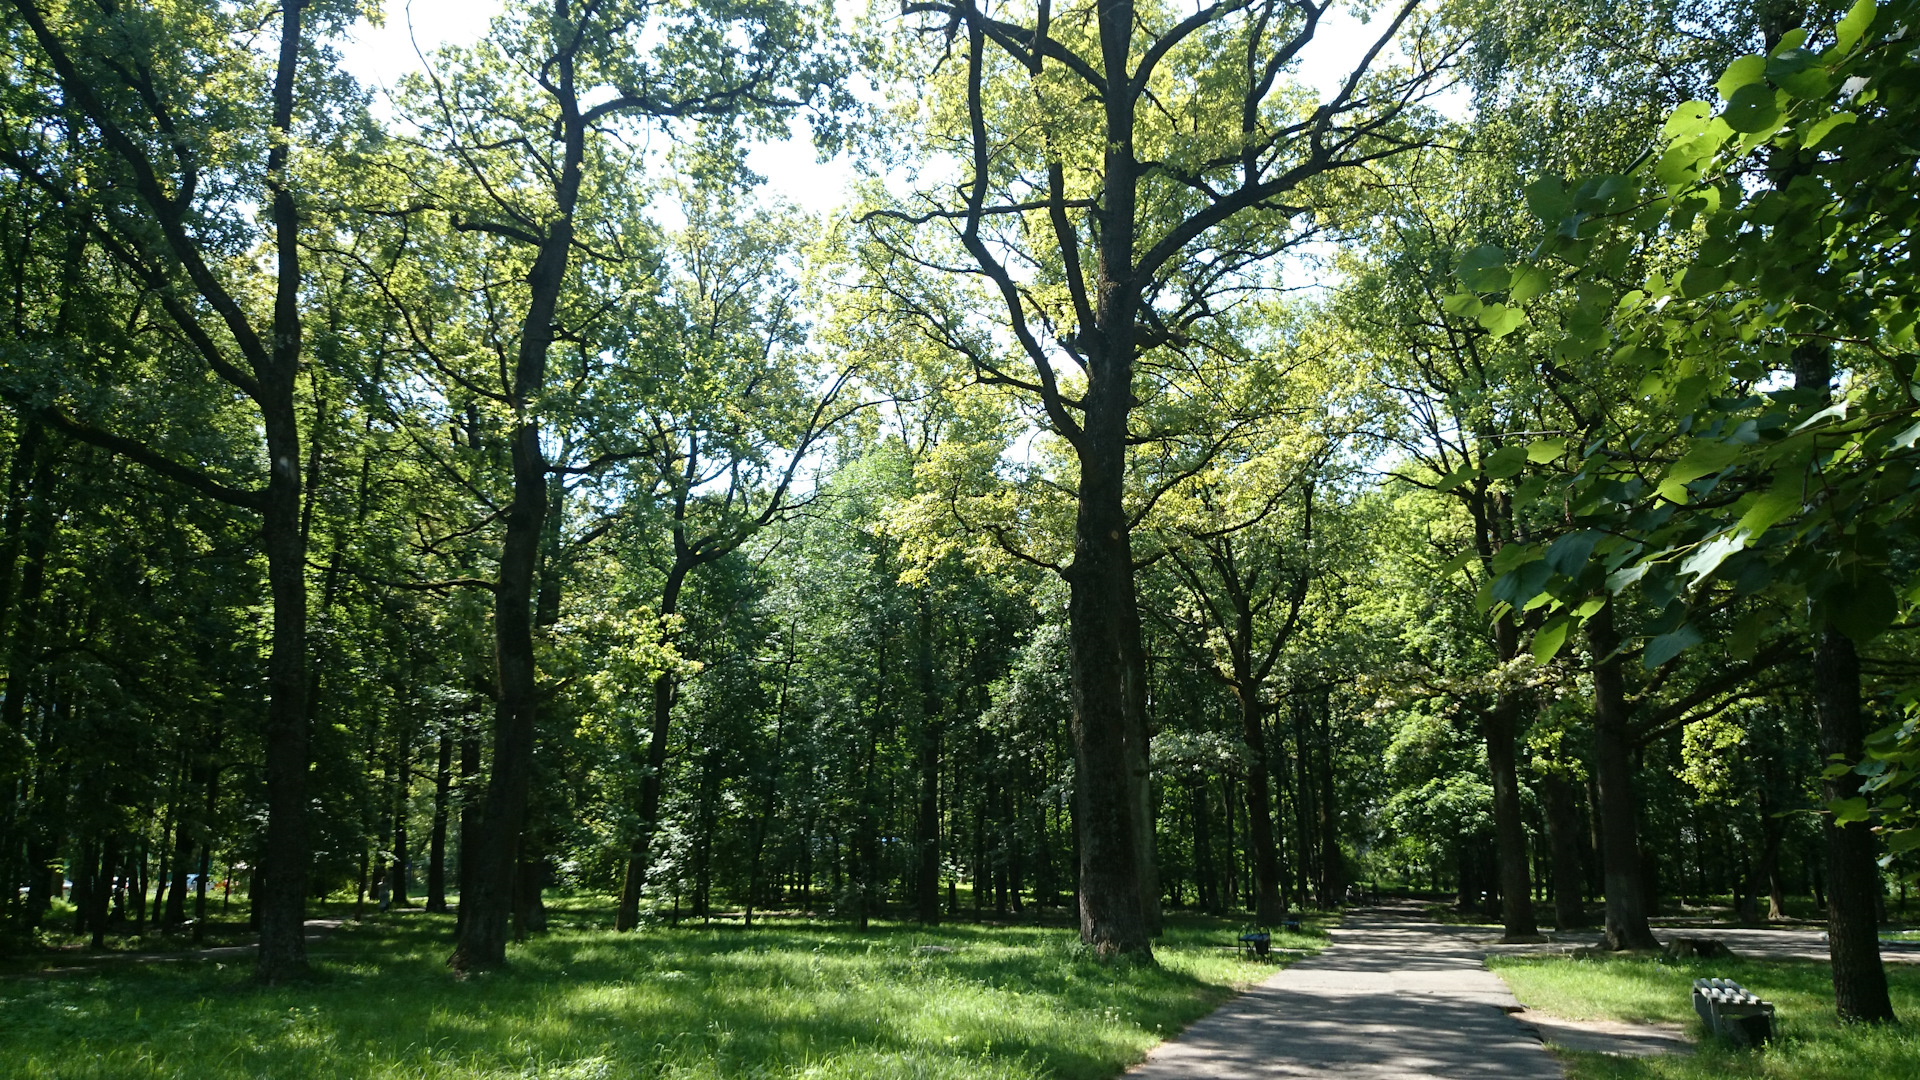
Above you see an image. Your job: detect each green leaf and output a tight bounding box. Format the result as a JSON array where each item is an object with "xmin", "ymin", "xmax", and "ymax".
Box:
[
  {"xmin": 1442, "ymin": 292, "xmax": 1483, "ymax": 317},
  {"xmin": 1724, "ymin": 83, "xmax": 1784, "ymax": 134},
  {"xmin": 1825, "ymin": 573, "xmax": 1899, "ymax": 643},
  {"xmin": 1436, "ymin": 549, "xmax": 1477, "ymax": 578},
  {"xmin": 1533, "ymin": 619, "xmax": 1571, "ymax": 664},
  {"xmin": 1458, "ymin": 244, "xmax": 1511, "ymax": 292},
  {"xmin": 1830, "ymin": 796, "xmax": 1871, "ymax": 826},
  {"xmin": 1644, "ymin": 623, "xmax": 1704, "ymax": 668},
  {"xmin": 1435, "ymin": 464, "xmax": 1476, "ymax": 493},
  {"xmin": 1546, "ymin": 530, "xmax": 1600, "ymax": 577},
  {"xmin": 1575, "ymin": 596, "xmax": 1606, "ymax": 618},
  {"xmin": 1793, "ymin": 400, "xmax": 1850, "ymax": 431},
  {"xmin": 1666, "ymin": 439, "xmax": 1744, "ymax": 486},
  {"xmin": 1806, "ymin": 111, "xmax": 1858, "ymax": 149},
  {"xmin": 1766, "ymin": 44, "xmax": 1830, "ymax": 99},
  {"xmin": 1679, "ymin": 530, "xmax": 1749, "ymax": 585},
  {"xmin": 1729, "ymin": 609, "xmax": 1767, "ymax": 659},
  {"xmin": 1736, "ymin": 479, "xmax": 1803, "ymax": 537},
  {"xmin": 1663, "ymin": 100, "xmax": 1716, "ymax": 140},
  {"xmin": 1491, "ymin": 541, "xmax": 1541, "ymax": 575},
  {"xmin": 1608, "ymin": 563, "xmax": 1650, "ymax": 593},
  {"xmin": 1507, "ymin": 264, "xmax": 1552, "ymax": 304},
  {"xmin": 1835, "ymin": 0, "xmax": 1877, "ymax": 53},
  {"xmin": 1478, "ymin": 303, "xmax": 1525, "ymax": 339},
  {"xmin": 1492, "ymin": 560, "xmax": 1554, "ymax": 609},
  {"xmin": 1524, "ymin": 176, "xmax": 1570, "ymax": 222},
  {"xmin": 1526, "ymin": 438, "xmax": 1567, "ymax": 463},
  {"xmin": 1715, "ymin": 55, "xmax": 1768, "ymax": 100},
  {"xmin": 1483, "ymin": 445, "xmax": 1529, "ymax": 479}
]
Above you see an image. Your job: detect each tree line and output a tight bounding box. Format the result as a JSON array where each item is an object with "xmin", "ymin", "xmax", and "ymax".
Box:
[{"xmin": 2, "ymin": 0, "xmax": 1917, "ymax": 1027}]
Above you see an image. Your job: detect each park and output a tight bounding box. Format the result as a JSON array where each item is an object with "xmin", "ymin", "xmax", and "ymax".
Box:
[{"xmin": 2, "ymin": 0, "xmax": 1919, "ymax": 1075}]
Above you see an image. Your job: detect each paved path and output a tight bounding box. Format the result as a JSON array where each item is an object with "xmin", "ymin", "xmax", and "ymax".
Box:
[
  {"xmin": 1490, "ymin": 923, "xmax": 1920, "ymax": 964},
  {"xmin": 1130, "ymin": 903, "xmax": 1562, "ymax": 1078}
]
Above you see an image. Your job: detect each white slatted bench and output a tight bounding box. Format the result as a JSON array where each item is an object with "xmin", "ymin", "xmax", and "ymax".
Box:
[{"xmin": 1691, "ymin": 978, "xmax": 1774, "ymax": 1046}]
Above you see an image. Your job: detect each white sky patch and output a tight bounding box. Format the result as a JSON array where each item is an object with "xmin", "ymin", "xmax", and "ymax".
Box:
[{"xmin": 336, "ymin": 1, "xmax": 1449, "ymax": 221}]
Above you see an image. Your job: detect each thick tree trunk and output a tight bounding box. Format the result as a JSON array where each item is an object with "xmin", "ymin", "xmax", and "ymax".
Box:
[
  {"xmin": 1813, "ymin": 629, "xmax": 1895, "ymax": 1023},
  {"xmin": 1588, "ymin": 604, "xmax": 1658, "ymax": 950},
  {"xmin": 1065, "ymin": 431, "xmax": 1150, "ymax": 957},
  {"xmin": 450, "ymin": 411, "xmax": 545, "ymax": 968},
  {"xmin": 250, "ymin": 0, "xmax": 313, "ymax": 987},
  {"xmin": 1485, "ymin": 690, "xmax": 1539, "ymax": 938}
]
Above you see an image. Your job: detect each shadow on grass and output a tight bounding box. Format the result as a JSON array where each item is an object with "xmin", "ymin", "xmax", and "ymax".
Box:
[
  {"xmin": 1492, "ymin": 951, "xmax": 1920, "ymax": 1080},
  {"xmin": 0, "ymin": 901, "xmax": 1312, "ymax": 1080}
]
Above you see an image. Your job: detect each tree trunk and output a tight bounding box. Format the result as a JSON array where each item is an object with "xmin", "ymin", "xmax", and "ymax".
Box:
[
  {"xmin": 391, "ymin": 730, "xmax": 412, "ymax": 907},
  {"xmin": 1315, "ymin": 700, "xmax": 1343, "ymax": 905},
  {"xmin": 426, "ymin": 730, "xmax": 452, "ymax": 913},
  {"xmin": 1588, "ymin": 604, "xmax": 1658, "ymax": 950},
  {"xmin": 1813, "ymin": 629, "xmax": 1896, "ymax": 1023},
  {"xmin": 1237, "ymin": 691, "xmax": 1286, "ymax": 925},
  {"xmin": 915, "ymin": 596, "xmax": 942, "ymax": 924},
  {"xmin": 1540, "ymin": 771, "xmax": 1587, "ymax": 931},
  {"xmin": 1064, "ymin": 426, "xmax": 1151, "ymax": 957},
  {"xmin": 1484, "ymin": 608, "xmax": 1539, "ymax": 937},
  {"xmin": 455, "ymin": 735, "xmax": 480, "ymax": 936},
  {"xmin": 617, "ymin": 560, "xmax": 689, "ymax": 931},
  {"xmin": 1759, "ymin": 790, "xmax": 1787, "ymax": 922}
]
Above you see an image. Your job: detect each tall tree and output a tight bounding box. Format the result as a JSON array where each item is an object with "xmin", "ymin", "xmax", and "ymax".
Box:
[{"xmin": 873, "ymin": 0, "xmax": 1456, "ymax": 957}]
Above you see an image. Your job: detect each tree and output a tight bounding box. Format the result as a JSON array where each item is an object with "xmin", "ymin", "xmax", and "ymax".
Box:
[
  {"xmin": 1464, "ymin": 0, "xmax": 1914, "ymax": 1018},
  {"xmin": 0, "ymin": 0, "xmax": 372, "ymax": 980},
  {"xmin": 870, "ymin": 0, "xmax": 1457, "ymax": 957},
  {"xmin": 387, "ymin": 0, "xmax": 844, "ymax": 969}
]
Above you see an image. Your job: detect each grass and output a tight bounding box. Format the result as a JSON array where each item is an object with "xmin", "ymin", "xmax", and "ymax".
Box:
[
  {"xmin": 1489, "ymin": 951, "xmax": 1920, "ymax": 1079},
  {"xmin": 0, "ymin": 898, "xmax": 1325, "ymax": 1080}
]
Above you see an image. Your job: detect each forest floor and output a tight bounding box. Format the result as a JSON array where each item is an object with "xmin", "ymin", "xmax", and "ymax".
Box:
[
  {"xmin": 1492, "ymin": 951, "xmax": 1920, "ymax": 1079},
  {"xmin": 0, "ymin": 896, "xmax": 1326, "ymax": 1079}
]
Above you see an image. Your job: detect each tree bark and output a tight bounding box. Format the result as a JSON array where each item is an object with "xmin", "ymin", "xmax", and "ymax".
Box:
[
  {"xmin": 1588, "ymin": 603, "xmax": 1658, "ymax": 949},
  {"xmin": 1066, "ymin": 433, "xmax": 1151, "ymax": 956},
  {"xmin": 426, "ymin": 730, "xmax": 452, "ymax": 913},
  {"xmin": 1812, "ymin": 628, "xmax": 1896, "ymax": 1023},
  {"xmin": 1238, "ymin": 692, "xmax": 1285, "ymax": 924},
  {"xmin": 1485, "ymin": 686, "xmax": 1539, "ymax": 938},
  {"xmin": 617, "ymin": 559, "xmax": 689, "ymax": 931},
  {"xmin": 449, "ymin": 75, "xmax": 584, "ymax": 965},
  {"xmin": 391, "ymin": 729, "xmax": 412, "ymax": 907},
  {"xmin": 1540, "ymin": 771, "xmax": 1587, "ymax": 930},
  {"xmin": 915, "ymin": 596, "xmax": 942, "ymax": 925}
]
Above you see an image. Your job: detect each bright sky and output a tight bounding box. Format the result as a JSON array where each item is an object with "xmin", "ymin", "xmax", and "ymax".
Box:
[{"xmin": 336, "ymin": 0, "xmax": 1424, "ymax": 218}]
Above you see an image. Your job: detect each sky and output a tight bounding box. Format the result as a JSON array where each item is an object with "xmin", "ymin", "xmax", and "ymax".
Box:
[{"xmin": 335, "ymin": 0, "xmax": 1418, "ymax": 219}]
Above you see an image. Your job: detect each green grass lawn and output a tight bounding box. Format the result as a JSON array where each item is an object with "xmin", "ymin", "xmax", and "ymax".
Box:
[
  {"xmin": 1490, "ymin": 952, "xmax": 1920, "ymax": 1079},
  {"xmin": 0, "ymin": 900, "xmax": 1321, "ymax": 1080}
]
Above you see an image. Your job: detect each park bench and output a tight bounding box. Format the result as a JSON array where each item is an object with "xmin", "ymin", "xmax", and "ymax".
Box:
[
  {"xmin": 1238, "ymin": 928, "xmax": 1272, "ymax": 960},
  {"xmin": 1691, "ymin": 978, "xmax": 1773, "ymax": 1046}
]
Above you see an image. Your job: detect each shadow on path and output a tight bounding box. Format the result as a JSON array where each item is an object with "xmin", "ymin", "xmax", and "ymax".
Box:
[{"xmin": 1129, "ymin": 901, "xmax": 1561, "ymax": 1078}]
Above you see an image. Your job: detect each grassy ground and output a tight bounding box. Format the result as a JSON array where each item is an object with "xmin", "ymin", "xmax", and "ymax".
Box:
[
  {"xmin": 1490, "ymin": 952, "xmax": 1920, "ymax": 1079},
  {"xmin": 0, "ymin": 899, "xmax": 1323, "ymax": 1080}
]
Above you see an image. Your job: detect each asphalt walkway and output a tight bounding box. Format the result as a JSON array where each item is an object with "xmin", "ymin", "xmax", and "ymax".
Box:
[{"xmin": 1130, "ymin": 902, "xmax": 1562, "ymax": 1078}]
